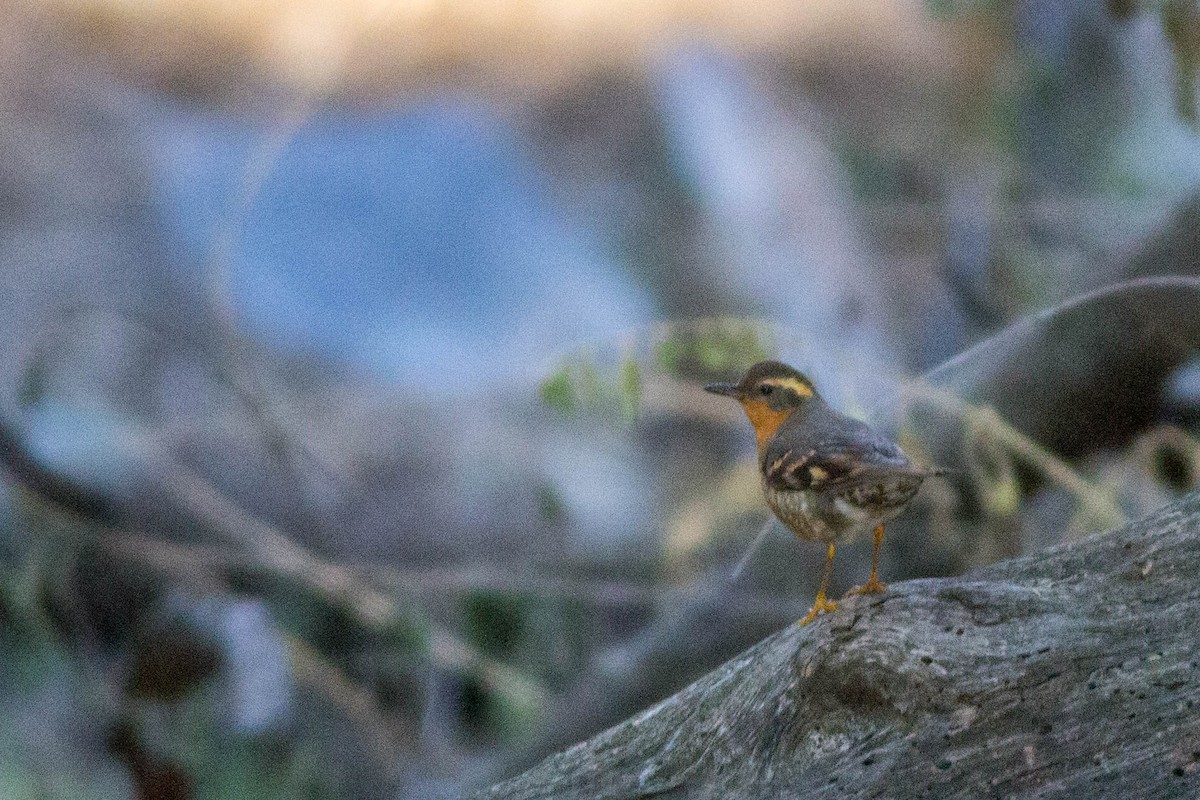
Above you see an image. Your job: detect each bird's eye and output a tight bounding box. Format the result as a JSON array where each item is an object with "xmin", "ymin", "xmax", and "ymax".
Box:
[{"xmin": 758, "ymin": 385, "xmax": 774, "ymax": 396}]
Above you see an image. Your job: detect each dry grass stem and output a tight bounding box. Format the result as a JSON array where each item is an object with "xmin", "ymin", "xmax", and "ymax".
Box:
[{"xmin": 902, "ymin": 382, "xmax": 1126, "ymax": 535}]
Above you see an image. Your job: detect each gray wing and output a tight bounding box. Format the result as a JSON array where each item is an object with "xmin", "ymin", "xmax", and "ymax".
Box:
[{"xmin": 762, "ymin": 417, "xmax": 914, "ymax": 494}]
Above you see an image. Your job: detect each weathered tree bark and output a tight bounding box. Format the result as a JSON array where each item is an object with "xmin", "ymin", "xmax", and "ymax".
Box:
[{"xmin": 475, "ymin": 493, "xmax": 1200, "ymax": 799}]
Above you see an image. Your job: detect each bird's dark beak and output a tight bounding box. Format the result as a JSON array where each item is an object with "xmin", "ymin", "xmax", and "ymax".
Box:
[{"xmin": 704, "ymin": 382, "xmax": 741, "ymax": 398}]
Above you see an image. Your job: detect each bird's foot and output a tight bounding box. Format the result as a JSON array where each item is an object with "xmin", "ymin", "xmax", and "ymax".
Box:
[
  {"xmin": 844, "ymin": 578, "xmax": 888, "ymax": 597},
  {"xmin": 798, "ymin": 593, "xmax": 838, "ymax": 626}
]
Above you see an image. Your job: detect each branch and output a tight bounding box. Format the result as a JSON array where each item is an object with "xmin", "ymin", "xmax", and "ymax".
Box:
[
  {"xmin": 0, "ymin": 416, "xmax": 549, "ymax": 713},
  {"xmin": 901, "ymin": 382, "xmax": 1126, "ymax": 533},
  {"xmin": 475, "ymin": 492, "xmax": 1200, "ymax": 799}
]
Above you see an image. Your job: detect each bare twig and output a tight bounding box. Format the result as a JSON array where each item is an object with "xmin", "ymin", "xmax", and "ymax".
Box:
[
  {"xmin": 152, "ymin": 460, "xmax": 553, "ymax": 708},
  {"xmin": 0, "ymin": 416, "xmax": 551, "ymax": 715},
  {"xmin": 287, "ymin": 635, "xmax": 416, "ymax": 766},
  {"xmin": 900, "ymin": 382, "xmax": 1126, "ymax": 534}
]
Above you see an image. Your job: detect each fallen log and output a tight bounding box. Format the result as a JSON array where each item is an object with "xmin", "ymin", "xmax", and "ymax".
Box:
[{"xmin": 476, "ymin": 493, "xmax": 1200, "ymax": 799}]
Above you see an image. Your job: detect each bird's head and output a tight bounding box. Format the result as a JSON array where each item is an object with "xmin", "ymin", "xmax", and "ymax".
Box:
[{"xmin": 705, "ymin": 360, "xmax": 817, "ymax": 449}]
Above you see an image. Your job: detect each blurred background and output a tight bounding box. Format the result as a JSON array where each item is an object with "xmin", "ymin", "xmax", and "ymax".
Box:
[{"xmin": 3, "ymin": 0, "xmax": 1200, "ymax": 797}]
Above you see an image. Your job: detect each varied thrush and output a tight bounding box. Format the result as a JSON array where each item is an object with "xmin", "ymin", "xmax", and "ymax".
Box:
[{"xmin": 706, "ymin": 360, "xmax": 940, "ymax": 625}]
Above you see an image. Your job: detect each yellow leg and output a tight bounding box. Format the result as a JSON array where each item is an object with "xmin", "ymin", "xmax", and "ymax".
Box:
[
  {"xmin": 799, "ymin": 544, "xmax": 838, "ymax": 626},
  {"xmin": 845, "ymin": 524, "xmax": 888, "ymax": 597}
]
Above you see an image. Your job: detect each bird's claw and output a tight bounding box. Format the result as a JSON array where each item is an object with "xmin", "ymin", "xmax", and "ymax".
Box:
[
  {"xmin": 799, "ymin": 594, "xmax": 838, "ymax": 626},
  {"xmin": 844, "ymin": 578, "xmax": 888, "ymax": 597}
]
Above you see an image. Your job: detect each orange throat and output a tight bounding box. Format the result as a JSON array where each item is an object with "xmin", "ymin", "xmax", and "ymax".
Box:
[{"xmin": 739, "ymin": 400, "xmax": 794, "ymax": 453}]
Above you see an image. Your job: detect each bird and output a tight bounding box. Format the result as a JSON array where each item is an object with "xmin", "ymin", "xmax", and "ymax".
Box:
[{"xmin": 705, "ymin": 360, "xmax": 940, "ymax": 625}]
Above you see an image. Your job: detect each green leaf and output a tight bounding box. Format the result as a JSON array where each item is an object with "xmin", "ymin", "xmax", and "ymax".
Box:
[
  {"xmin": 659, "ymin": 318, "xmax": 771, "ymax": 379},
  {"xmin": 655, "ymin": 337, "xmax": 682, "ymax": 374},
  {"xmin": 540, "ymin": 367, "xmax": 575, "ymax": 413},
  {"xmin": 540, "ymin": 318, "xmax": 772, "ymax": 423},
  {"xmin": 1163, "ymin": 0, "xmax": 1200, "ymax": 126}
]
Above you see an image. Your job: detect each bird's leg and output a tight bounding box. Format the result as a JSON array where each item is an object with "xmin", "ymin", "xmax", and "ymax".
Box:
[
  {"xmin": 799, "ymin": 544, "xmax": 838, "ymax": 626},
  {"xmin": 845, "ymin": 524, "xmax": 888, "ymax": 597}
]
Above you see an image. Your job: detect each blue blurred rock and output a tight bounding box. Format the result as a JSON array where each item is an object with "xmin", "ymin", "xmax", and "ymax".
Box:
[{"xmin": 145, "ymin": 97, "xmax": 654, "ymax": 387}]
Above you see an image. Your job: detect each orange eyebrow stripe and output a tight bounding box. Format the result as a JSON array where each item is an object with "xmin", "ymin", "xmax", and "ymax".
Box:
[{"xmin": 761, "ymin": 377, "xmax": 813, "ymax": 398}]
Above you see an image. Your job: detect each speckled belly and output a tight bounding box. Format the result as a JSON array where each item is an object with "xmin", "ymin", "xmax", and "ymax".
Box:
[{"xmin": 763, "ymin": 483, "xmax": 911, "ymax": 545}]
